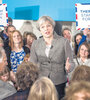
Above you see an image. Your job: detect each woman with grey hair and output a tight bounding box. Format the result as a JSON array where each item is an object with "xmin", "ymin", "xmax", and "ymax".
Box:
[{"xmin": 30, "ymin": 16, "xmax": 75, "ymax": 100}]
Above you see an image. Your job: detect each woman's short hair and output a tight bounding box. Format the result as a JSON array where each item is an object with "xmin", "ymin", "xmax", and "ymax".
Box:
[
  {"xmin": 70, "ymin": 65, "xmax": 90, "ymax": 83},
  {"xmin": 77, "ymin": 42, "xmax": 90, "ymax": 58},
  {"xmin": 16, "ymin": 61, "xmax": 38, "ymax": 90},
  {"xmin": 23, "ymin": 31, "xmax": 37, "ymax": 40},
  {"xmin": 6, "ymin": 25, "xmax": 15, "ymax": 33},
  {"xmin": 9, "ymin": 30, "xmax": 23, "ymax": 50},
  {"xmin": 28, "ymin": 77, "xmax": 58, "ymax": 100},
  {"xmin": 64, "ymin": 81, "xmax": 90, "ymax": 100},
  {"xmin": 26, "ymin": 32, "xmax": 37, "ymax": 41},
  {"xmin": 62, "ymin": 27, "xmax": 71, "ymax": 36},
  {"xmin": 37, "ymin": 16, "xmax": 56, "ymax": 30}
]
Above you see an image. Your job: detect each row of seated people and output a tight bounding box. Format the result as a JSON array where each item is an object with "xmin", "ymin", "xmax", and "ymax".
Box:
[{"xmin": 0, "ymin": 55, "xmax": 90, "ymax": 100}]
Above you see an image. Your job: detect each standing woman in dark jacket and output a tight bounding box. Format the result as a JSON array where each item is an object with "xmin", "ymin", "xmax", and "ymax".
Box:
[{"xmin": 6, "ymin": 30, "xmax": 30, "ymax": 73}]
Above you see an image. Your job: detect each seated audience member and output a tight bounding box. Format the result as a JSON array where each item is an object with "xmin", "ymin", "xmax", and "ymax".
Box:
[
  {"xmin": 62, "ymin": 27, "xmax": 71, "ymax": 41},
  {"xmin": 0, "ymin": 17, "xmax": 13, "ymax": 48},
  {"xmin": 23, "ymin": 53, "xmax": 30, "ymax": 62},
  {"xmin": 70, "ymin": 65, "xmax": 90, "ymax": 83},
  {"xmin": 68, "ymin": 58, "xmax": 90, "ymax": 81},
  {"xmin": 4, "ymin": 25, "xmax": 16, "ymax": 70},
  {"xmin": 64, "ymin": 81, "xmax": 90, "ymax": 100},
  {"xmin": 74, "ymin": 33, "xmax": 82, "ymax": 55},
  {"xmin": 25, "ymin": 32, "xmax": 37, "ymax": 50},
  {"xmin": 28, "ymin": 77, "xmax": 58, "ymax": 100},
  {"xmin": 6, "ymin": 25, "xmax": 16, "ymax": 38},
  {"xmin": 0, "ymin": 25, "xmax": 16, "ymax": 49},
  {"xmin": 6, "ymin": 30, "xmax": 30, "ymax": 73},
  {"xmin": 0, "ymin": 65, "xmax": 14, "ymax": 86},
  {"xmin": 3, "ymin": 61, "xmax": 38, "ymax": 100},
  {"xmin": 78, "ymin": 28, "xmax": 90, "ymax": 50},
  {"xmin": 0, "ymin": 47, "xmax": 16, "ymax": 86},
  {"xmin": 0, "ymin": 63, "xmax": 16, "ymax": 100},
  {"xmin": 74, "ymin": 42, "xmax": 90, "ymax": 66},
  {"xmin": 62, "ymin": 27, "xmax": 73, "ymax": 51}
]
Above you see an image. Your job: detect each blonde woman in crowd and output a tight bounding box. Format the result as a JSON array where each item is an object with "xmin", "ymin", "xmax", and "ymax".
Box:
[{"xmin": 28, "ymin": 77, "xmax": 58, "ymax": 100}]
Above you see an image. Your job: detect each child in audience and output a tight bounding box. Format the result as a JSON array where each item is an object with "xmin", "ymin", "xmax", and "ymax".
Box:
[
  {"xmin": 0, "ymin": 66, "xmax": 14, "ymax": 86},
  {"xmin": 24, "ymin": 53, "xmax": 30, "ymax": 62}
]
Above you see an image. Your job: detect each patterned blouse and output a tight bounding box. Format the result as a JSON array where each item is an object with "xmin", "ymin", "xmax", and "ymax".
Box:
[{"xmin": 10, "ymin": 49, "xmax": 26, "ymax": 73}]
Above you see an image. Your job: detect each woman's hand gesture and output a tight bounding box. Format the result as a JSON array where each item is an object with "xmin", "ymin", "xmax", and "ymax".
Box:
[{"xmin": 65, "ymin": 57, "xmax": 71, "ymax": 72}]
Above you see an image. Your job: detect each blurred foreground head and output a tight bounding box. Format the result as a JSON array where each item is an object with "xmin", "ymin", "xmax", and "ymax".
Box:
[
  {"xmin": 16, "ymin": 61, "xmax": 38, "ymax": 90},
  {"xmin": 28, "ymin": 77, "xmax": 58, "ymax": 100},
  {"xmin": 64, "ymin": 81, "xmax": 90, "ymax": 100},
  {"xmin": 70, "ymin": 65, "xmax": 90, "ymax": 83}
]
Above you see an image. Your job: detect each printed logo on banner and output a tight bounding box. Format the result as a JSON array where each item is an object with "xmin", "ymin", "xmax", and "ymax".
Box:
[
  {"xmin": 75, "ymin": 3, "xmax": 90, "ymax": 30},
  {"xmin": 0, "ymin": 4, "xmax": 8, "ymax": 27}
]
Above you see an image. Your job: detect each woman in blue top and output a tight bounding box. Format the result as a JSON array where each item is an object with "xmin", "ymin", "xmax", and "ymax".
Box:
[{"xmin": 9, "ymin": 30, "xmax": 30, "ymax": 73}]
